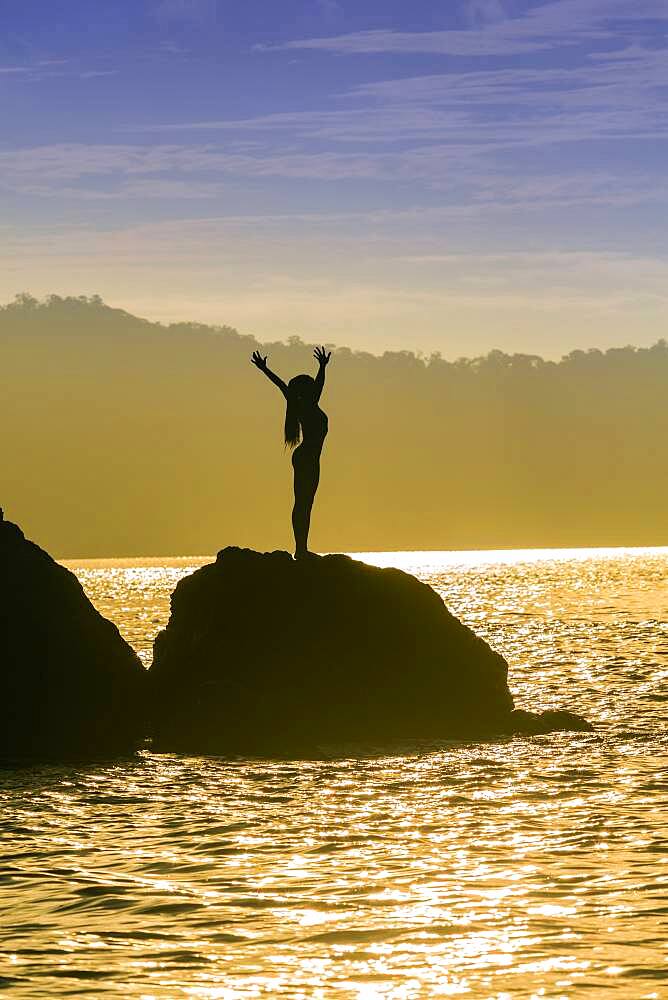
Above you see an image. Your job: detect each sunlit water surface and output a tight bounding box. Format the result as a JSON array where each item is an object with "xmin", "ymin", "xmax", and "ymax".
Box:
[{"xmin": 1, "ymin": 548, "xmax": 667, "ymax": 998}]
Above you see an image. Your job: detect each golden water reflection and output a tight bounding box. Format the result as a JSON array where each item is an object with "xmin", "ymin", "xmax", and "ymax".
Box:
[{"xmin": 1, "ymin": 548, "xmax": 667, "ymax": 997}]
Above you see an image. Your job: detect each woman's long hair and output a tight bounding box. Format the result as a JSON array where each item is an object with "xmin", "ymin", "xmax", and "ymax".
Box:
[{"xmin": 285, "ymin": 374, "xmax": 315, "ymax": 448}]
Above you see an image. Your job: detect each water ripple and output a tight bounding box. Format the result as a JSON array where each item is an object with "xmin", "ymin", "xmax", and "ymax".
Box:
[{"xmin": 1, "ymin": 549, "xmax": 667, "ymax": 998}]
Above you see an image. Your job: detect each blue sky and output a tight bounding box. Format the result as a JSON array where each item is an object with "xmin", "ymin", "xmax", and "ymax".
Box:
[{"xmin": 1, "ymin": 0, "xmax": 667, "ymax": 356}]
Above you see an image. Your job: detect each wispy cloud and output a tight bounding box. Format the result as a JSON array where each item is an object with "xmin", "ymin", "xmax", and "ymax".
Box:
[
  {"xmin": 131, "ymin": 33, "xmax": 668, "ymax": 163},
  {"xmin": 0, "ymin": 142, "xmax": 402, "ymax": 186},
  {"xmin": 0, "ymin": 58, "xmax": 120, "ymax": 84},
  {"xmin": 58, "ymin": 0, "xmax": 664, "ymax": 233},
  {"xmin": 79, "ymin": 69, "xmax": 118, "ymax": 79},
  {"xmin": 5, "ymin": 216, "xmax": 667, "ymax": 300},
  {"xmin": 256, "ymin": 26, "xmax": 549, "ymax": 57},
  {"xmin": 0, "ymin": 59, "xmax": 70, "ymax": 80},
  {"xmin": 261, "ymin": 0, "xmax": 668, "ymax": 57},
  {"xmin": 1, "ymin": 142, "xmax": 666, "ymax": 217}
]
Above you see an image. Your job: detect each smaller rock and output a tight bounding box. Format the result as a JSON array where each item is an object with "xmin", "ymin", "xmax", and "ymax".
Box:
[
  {"xmin": 1, "ymin": 520, "xmax": 147, "ymax": 758},
  {"xmin": 509, "ymin": 708, "xmax": 594, "ymax": 735}
]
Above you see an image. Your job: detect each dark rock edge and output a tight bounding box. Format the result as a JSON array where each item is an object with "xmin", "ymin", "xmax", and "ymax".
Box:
[
  {"xmin": 1, "ymin": 519, "xmax": 147, "ymax": 759},
  {"xmin": 147, "ymin": 545, "xmax": 593, "ymax": 754}
]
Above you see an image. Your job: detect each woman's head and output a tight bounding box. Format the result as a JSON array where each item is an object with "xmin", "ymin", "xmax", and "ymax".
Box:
[{"xmin": 285, "ymin": 374, "xmax": 316, "ymax": 447}]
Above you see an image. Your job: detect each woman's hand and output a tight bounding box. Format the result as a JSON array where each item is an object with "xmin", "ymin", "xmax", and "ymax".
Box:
[
  {"xmin": 251, "ymin": 350, "xmax": 269, "ymax": 371},
  {"xmin": 314, "ymin": 346, "xmax": 331, "ymax": 366}
]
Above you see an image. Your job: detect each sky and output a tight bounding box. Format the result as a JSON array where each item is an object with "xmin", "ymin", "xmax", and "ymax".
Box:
[{"xmin": 1, "ymin": 0, "xmax": 667, "ymax": 357}]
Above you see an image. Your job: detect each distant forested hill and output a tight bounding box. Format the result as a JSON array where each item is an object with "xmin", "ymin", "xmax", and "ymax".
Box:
[{"xmin": 2, "ymin": 294, "xmax": 666, "ymax": 557}]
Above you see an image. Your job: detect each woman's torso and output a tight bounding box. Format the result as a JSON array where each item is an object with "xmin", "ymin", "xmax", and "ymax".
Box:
[{"xmin": 297, "ymin": 405, "xmax": 328, "ymax": 454}]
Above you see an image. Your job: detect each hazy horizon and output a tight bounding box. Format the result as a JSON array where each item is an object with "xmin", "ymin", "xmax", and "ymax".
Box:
[{"xmin": 2, "ymin": 294, "xmax": 666, "ymax": 559}]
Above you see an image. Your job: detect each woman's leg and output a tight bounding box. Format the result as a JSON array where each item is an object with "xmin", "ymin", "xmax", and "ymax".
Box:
[{"xmin": 292, "ymin": 459, "xmax": 320, "ymax": 558}]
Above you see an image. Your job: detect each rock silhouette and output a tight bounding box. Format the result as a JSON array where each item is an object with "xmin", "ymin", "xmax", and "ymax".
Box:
[
  {"xmin": 149, "ymin": 547, "xmax": 590, "ymax": 752},
  {"xmin": 509, "ymin": 708, "xmax": 593, "ymax": 735},
  {"xmin": 0, "ymin": 520, "xmax": 592, "ymax": 759},
  {"xmin": 0, "ymin": 520, "xmax": 146, "ymax": 758}
]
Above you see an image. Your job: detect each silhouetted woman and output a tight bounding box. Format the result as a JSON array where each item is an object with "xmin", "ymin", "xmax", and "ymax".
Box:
[{"xmin": 251, "ymin": 346, "xmax": 331, "ymax": 560}]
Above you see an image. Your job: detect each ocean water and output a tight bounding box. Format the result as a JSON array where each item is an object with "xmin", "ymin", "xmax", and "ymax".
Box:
[{"xmin": 1, "ymin": 548, "xmax": 667, "ymax": 999}]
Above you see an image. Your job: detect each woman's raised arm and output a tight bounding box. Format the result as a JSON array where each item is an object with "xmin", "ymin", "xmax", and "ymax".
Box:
[
  {"xmin": 251, "ymin": 351, "xmax": 288, "ymax": 398},
  {"xmin": 313, "ymin": 346, "xmax": 331, "ymax": 402}
]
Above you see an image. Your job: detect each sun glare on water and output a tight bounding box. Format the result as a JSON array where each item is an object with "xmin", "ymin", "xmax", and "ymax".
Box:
[{"xmin": 0, "ymin": 547, "xmax": 658, "ymax": 997}]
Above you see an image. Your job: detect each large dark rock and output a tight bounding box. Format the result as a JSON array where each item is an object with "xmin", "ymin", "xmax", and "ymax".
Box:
[
  {"xmin": 150, "ymin": 547, "xmax": 521, "ymax": 752},
  {"xmin": 0, "ymin": 519, "xmax": 147, "ymax": 757}
]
